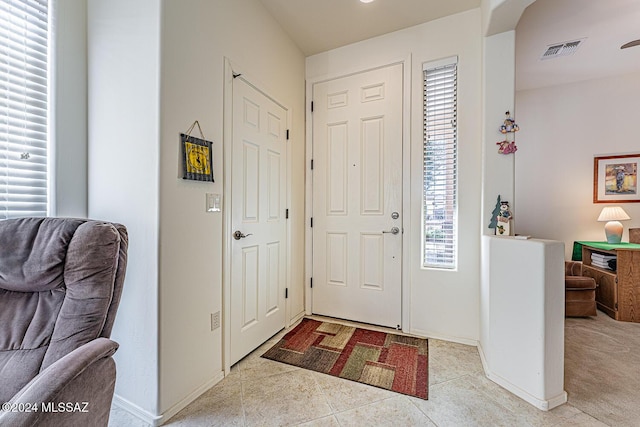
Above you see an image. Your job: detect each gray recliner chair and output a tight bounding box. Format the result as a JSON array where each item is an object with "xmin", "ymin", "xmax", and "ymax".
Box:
[{"xmin": 0, "ymin": 217, "xmax": 128, "ymax": 427}]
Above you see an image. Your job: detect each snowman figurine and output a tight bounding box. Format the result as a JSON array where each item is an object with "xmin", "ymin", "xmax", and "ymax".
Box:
[{"xmin": 496, "ymin": 201, "xmax": 513, "ymax": 236}]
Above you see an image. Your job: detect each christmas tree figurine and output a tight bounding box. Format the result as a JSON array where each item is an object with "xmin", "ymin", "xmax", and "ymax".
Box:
[{"xmin": 488, "ymin": 195, "xmax": 501, "ymax": 230}]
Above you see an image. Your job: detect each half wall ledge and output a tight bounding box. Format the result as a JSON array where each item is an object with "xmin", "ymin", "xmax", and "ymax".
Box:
[{"xmin": 480, "ymin": 235, "xmax": 567, "ymax": 410}]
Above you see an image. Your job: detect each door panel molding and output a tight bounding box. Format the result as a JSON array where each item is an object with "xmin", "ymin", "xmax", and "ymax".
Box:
[
  {"xmin": 223, "ymin": 58, "xmax": 293, "ymax": 374},
  {"xmin": 310, "ymin": 63, "xmax": 403, "ymax": 328},
  {"xmin": 304, "ymin": 57, "xmax": 412, "ymax": 332}
]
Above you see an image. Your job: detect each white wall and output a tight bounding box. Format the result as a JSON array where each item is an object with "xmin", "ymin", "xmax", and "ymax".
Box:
[
  {"xmin": 515, "ymin": 71, "xmax": 640, "ymax": 259},
  {"xmin": 306, "ymin": 9, "xmax": 483, "ymax": 344},
  {"xmin": 53, "ymin": 0, "xmax": 87, "ymax": 217},
  {"xmin": 87, "ymin": 0, "xmax": 305, "ymax": 422},
  {"xmin": 481, "ymin": 31, "xmax": 516, "ymax": 236},
  {"xmin": 158, "ymin": 0, "xmax": 305, "ymax": 417},
  {"xmin": 87, "ymin": 0, "xmax": 162, "ymax": 419},
  {"xmin": 480, "ymin": 29, "xmax": 518, "ymax": 361}
]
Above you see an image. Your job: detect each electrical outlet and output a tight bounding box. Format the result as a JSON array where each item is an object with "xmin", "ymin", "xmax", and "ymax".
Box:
[{"xmin": 211, "ymin": 311, "xmax": 221, "ymax": 331}]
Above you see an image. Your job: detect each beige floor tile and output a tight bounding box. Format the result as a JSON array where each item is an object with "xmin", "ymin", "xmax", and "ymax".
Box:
[
  {"xmin": 242, "ymin": 368, "xmax": 332, "ymax": 427},
  {"xmin": 554, "ymin": 412, "xmax": 610, "ymax": 427},
  {"xmin": 428, "ymin": 339, "xmax": 484, "ymax": 385},
  {"xmin": 335, "ymin": 396, "xmax": 436, "ymax": 427},
  {"xmin": 465, "ymin": 372, "xmax": 582, "ymax": 427},
  {"xmin": 310, "ymin": 370, "xmax": 397, "ymax": 413},
  {"xmin": 111, "ymin": 312, "xmax": 640, "ymax": 427},
  {"xmin": 237, "ymin": 344, "xmax": 300, "ymax": 383},
  {"xmin": 108, "ymin": 405, "xmax": 150, "ymax": 427},
  {"xmin": 564, "ymin": 314, "xmax": 640, "ymax": 427},
  {"xmin": 411, "ymin": 375, "xmax": 529, "ymax": 427},
  {"xmin": 294, "ymin": 414, "xmax": 341, "ymax": 427},
  {"xmin": 164, "ymin": 378, "xmax": 244, "ymax": 426}
]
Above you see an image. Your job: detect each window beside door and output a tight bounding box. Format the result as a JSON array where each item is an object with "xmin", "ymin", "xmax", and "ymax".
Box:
[{"xmin": 422, "ymin": 57, "xmax": 458, "ymax": 269}]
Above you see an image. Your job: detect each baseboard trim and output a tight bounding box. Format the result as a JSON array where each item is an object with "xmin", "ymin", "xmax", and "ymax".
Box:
[
  {"xmin": 477, "ymin": 344, "xmax": 567, "ymax": 411},
  {"xmin": 112, "ymin": 372, "xmax": 225, "ymax": 426},
  {"xmin": 158, "ymin": 372, "xmax": 224, "ymax": 424},
  {"xmin": 408, "ymin": 327, "xmax": 478, "ymax": 347},
  {"xmin": 289, "ymin": 311, "xmax": 305, "ymax": 327},
  {"xmin": 112, "ymin": 394, "xmax": 162, "ymax": 426}
]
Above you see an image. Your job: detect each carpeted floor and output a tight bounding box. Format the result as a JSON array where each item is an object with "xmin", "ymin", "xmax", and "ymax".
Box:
[{"xmin": 261, "ymin": 317, "xmax": 429, "ymax": 399}]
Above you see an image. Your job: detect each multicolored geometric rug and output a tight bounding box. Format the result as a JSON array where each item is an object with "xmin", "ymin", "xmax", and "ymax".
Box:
[{"xmin": 261, "ymin": 318, "xmax": 428, "ymax": 399}]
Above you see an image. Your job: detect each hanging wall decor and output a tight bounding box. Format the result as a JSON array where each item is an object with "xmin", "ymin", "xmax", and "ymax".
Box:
[
  {"xmin": 496, "ymin": 111, "xmax": 519, "ymax": 155},
  {"xmin": 593, "ymin": 153, "xmax": 640, "ymax": 203},
  {"xmin": 181, "ymin": 120, "xmax": 214, "ymax": 182},
  {"xmin": 496, "ymin": 140, "xmax": 517, "ymax": 154}
]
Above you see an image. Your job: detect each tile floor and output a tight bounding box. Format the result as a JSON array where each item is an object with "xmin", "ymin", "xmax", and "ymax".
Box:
[{"xmin": 109, "ymin": 312, "xmax": 639, "ymax": 426}]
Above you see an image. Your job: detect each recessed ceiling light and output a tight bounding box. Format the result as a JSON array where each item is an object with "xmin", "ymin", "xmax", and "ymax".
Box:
[{"xmin": 360, "ymin": 0, "xmax": 375, "ymax": 3}]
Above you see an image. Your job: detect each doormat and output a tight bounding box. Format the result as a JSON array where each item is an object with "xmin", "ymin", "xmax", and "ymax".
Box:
[{"xmin": 261, "ymin": 318, "xmax": 428, "ymax": 399}]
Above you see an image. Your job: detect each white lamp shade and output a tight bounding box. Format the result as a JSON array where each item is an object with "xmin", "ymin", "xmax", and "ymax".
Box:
[
  {"xmin": 597, "ymin": 206, "xmax": 631, "ymax": 243},
  {"xmin": 597, "ymin": 206, "xmax": 631, "ymax": 222}
]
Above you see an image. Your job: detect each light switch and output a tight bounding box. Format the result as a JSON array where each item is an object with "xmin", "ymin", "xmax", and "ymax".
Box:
[{"xmin": 206, "ymin": 193, "xmax": 221, "ymax": 212}]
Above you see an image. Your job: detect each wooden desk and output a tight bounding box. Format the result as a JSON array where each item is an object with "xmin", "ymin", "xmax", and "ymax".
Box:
[{"xmin": 576, "ymin": 241, "xmax": 640, "ymax": 322}]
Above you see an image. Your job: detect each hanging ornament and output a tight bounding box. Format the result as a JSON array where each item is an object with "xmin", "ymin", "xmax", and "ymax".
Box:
[
  {"xmin": 499, "ymin": 111, "xmax": 519, "ymax": 134},
  {"xmin": 497, "ymin": 140, "xmax": 517, "ymax": 154}
]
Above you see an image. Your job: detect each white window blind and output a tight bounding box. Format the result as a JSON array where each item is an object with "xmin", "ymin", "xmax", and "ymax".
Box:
[
  {"xmin": 423, "ymin": 57, "xmax": 457, "ymax": 269},
  {"xmin": 0, "ymin": 0, "xmax": 49, "ymax": 220}
]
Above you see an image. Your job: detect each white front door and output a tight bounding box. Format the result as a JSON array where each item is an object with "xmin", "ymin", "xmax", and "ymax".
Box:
[
  {"xmin": 230, "ymin": 77, "xmax": 288, "ymax": 365},
  {"xmin": 312, "ymin": 63, "xmax": 403, "ymax": 328}
]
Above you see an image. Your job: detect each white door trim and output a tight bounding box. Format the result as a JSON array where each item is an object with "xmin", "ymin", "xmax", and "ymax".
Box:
[
  {"xmin": 223, "ymin": 58, "xmax": 293, "ymax": 374},
  {"xmin": 304, "ymin": 55, "xmax": 412, "ymax": 333}
]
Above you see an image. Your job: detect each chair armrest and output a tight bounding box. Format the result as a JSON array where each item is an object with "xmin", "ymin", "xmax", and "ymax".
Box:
[
  {"xmin": 0, "ymin": 338, "xmax": 119, "ymax": 427},
  {"xmin": 566, "ymin": 276, "xmax": 597, "ymax": 290},
  {"xmin": 565, "ymin": 261, "xmax": 583, "ymax": 276}
]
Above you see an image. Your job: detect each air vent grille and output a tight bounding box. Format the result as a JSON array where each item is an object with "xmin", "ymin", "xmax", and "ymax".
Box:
[{"xmin": 541, "ymin": 39, "xmax": 585, "ymax": 60}]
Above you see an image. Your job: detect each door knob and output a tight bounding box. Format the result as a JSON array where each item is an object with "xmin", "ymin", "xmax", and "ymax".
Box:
[
  {"xmin": 382, "ymin": 227, "xmax": 400, "ymax": 235},
  {"xmin": 233, "ymin": 230, "xmax": 253, "ymax": 240}
]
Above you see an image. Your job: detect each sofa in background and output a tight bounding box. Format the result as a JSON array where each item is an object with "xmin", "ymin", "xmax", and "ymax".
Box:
[{"xmin": 565, "ymin": 261, "xmax": 597, "ymax": 317}]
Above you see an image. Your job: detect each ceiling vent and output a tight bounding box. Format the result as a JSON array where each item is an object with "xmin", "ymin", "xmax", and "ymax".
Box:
[{"xmin": 540, "ymin": 39, "xmax": 586, "ymax": 60}]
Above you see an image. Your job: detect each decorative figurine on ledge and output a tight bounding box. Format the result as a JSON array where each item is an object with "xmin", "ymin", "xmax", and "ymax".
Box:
[
  {"xmin": 488, "ymin": 195, "xmax": 501, "ymax": 231},
  {"xmin": 497, "ymin": 140, "xmax": 517, "ymax": 154},
  {"xmin": 499, "ymin": 111, "xmax": 519, "ymax": 134},
  {"xmin": 496, "ymin": 200, "xmax": 513, "ymax": 236}
]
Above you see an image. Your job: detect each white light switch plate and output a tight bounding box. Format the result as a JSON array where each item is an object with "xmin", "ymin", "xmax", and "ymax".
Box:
[{"xmin": 206, "ymin": 193, "xmax": 221, "ymax": 212}]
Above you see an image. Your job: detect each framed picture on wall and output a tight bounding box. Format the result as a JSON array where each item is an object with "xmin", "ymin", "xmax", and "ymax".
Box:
[
  {"xmin": 181, "ymin": 132, "xmax": 214, "ymax": 182},
  {"xmin": 594, "ymin": 154, "xmax": 640, "ymax": 203}
]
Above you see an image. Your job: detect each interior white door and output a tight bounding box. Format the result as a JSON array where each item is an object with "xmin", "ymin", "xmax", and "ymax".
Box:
[
  {"xmin": 230, "ymin": 77, "xmax": 287, "ymax": 365},
  {"xmin": 312, "ymin": 63, "xmax": 403, "ymax": 328}
]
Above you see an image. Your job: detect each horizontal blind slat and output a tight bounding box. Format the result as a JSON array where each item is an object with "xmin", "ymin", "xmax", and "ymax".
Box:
[
  {"xmin": 0, "ymin": 0, "xmax": 49, "ymax": 220},
  {"xmin": 423, "ymin": 61, "xmax": 457, "ymax": 269}
]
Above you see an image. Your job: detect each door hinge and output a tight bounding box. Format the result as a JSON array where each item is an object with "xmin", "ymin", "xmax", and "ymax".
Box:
[
  {"xmin": 311, "ymin": 101, "xmax": 314, "ymax": 112},
  {"xmin": 615, "ymin": 302, "xmax": 618, "ymax": 310},
  {"xmin": 286, "ymin": 129, "xmax": 290, "ymax": 140},
  {"xmin": 310, "ymin": 217, "xmax": 313, "ymax": 228},
  {"xmin": 286, "ymin": 208, "xmax": 289, "ymax": 219},
  {"xmin": 285, "ymin": 288, "xmax": 289, "ymax": 299},
  {"xmin": 310, "ymin": 277, "xmax": 313, "ymax": 288},
  {"xmin": 311, "ymin": 159, "xmax": 314, "ymax": 170}
]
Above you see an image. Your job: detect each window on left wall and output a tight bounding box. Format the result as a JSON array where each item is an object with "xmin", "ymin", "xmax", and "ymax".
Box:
[{"xmin": 0, "ymin": 0, "xmax": 50, "ymax": 220}]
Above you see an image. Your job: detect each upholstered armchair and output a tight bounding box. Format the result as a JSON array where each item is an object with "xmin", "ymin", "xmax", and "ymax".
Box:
[
  {"xmin": 565, "ymin": 261, "xmax": 597, "ymax": 317},
  {"xmin": 0, "ymin": 218, "xmax": 127, "ymax": 426}
]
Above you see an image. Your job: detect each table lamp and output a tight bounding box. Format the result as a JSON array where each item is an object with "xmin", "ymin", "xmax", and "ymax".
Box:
[{"xmin": 597, "ymin": 206, "xmax": 631, "ymax": 243}]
